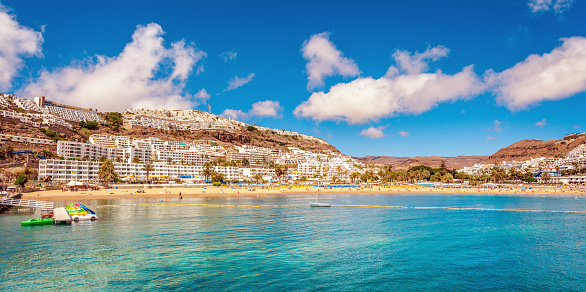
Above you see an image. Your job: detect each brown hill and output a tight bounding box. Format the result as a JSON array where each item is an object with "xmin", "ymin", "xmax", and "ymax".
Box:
[
  {"xmin": 0, "ymin": 114, "xmax": 338, "ymax": 154},
  {"xmin": 484, "ymin": 133, "xmax": 586, "ymax": 164},
  {"xmin": 353, "ymin": 155, "xmax": 488, "ymax": 170}
]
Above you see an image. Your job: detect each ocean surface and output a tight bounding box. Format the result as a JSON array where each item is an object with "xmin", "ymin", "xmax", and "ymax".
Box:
[{"xmin": 1, "ymin": 193, "xmax": 586, "ymax": 291}]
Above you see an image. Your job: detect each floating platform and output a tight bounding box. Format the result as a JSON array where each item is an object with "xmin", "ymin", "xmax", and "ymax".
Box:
[{"xmin": 53, "ymin": 207, "xmax": 72, "ymax": 225}]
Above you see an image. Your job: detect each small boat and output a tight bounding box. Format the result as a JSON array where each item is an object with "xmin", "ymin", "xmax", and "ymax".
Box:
[
  {"xmin": 21, "ymin": 218, "xmax": 54, "ymax": 226},
  {"xmin": 310, "ymin": 190, "xmax": 330, "ymax": 207},
  {"xmin": 310, "ymin": 202, "xmax": 331, "ymax": 207}
]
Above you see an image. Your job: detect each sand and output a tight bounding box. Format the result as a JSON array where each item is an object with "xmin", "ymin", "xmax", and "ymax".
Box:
[{"xmin": 21, "ymin": 184, "xmax": 586, "ymax": 200}]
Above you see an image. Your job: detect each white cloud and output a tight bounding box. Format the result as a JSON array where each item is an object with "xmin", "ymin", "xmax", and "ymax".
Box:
[
  {"xmin": 0, "ymin": 4, "xmax": 44, "ymax": 90},
  {"xmin": 294, "ymin": 46, "xmax": 484, "ymax": 124},
  {"xmin": 489, "ymin": 120, "xmax": 503, "ymax": 132},
  {"xmin": 528, "ymin": 0, "xmax": 575, "ymax": 14},
  {"xmin": 194, "ymin": 88, "xmax": 210, "ymax": 102},
  {"xmin": 224, "ymin": 73, "xmax": 255, "ymax": 92},
  {"xmin": 360, "ymin": 127, "xmax": 385, "ymax": 139},
  {"xmin": 18, "ymin": 23, "xmax": 206, "ymax": 112},
  {"xmin": 250, "ymin": 100, "xmax": 283, "ymax": 117},
  {"xmin": 535, "ymin": 119, "xmax": 547, "ymax": 127},
  {"xmin": 220, "ymin": 51, "xmax": 237, "ymax": 62},
  {"xmin": 221, "ymin": 100, "xmax": 283, "ymax": 120},
  {"xmin": 574, "ymin": 125, "xmax": 581, "ymax": 129},
  {"xmin": 301, "ymin": 32, "xmax": 360, "ymax": 90},
  {"xmin": 487, "ymin": 37, "xmax": 586, "ymax": 111},
  {"xmin": 486, "ymin": 136, "xmax": 498, "ymax": 141},
  {"xmin": 398, "ymin": 131, "xmax": 410, "ymax": 137},
  {"xmin": 221, "ymin": 108, "xmax": 247, "ymax": 120}
]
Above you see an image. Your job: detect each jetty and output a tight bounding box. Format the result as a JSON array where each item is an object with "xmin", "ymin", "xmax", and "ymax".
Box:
[
  {"xmin": 0, "ymin": 198, "xmax": 54, "ymax": 209},
  {"xmin": 52, "ymin": 207, "xmax": 72, "ymax": 224}
]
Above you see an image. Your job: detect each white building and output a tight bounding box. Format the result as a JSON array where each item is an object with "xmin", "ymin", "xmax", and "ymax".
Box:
[{"xmin": 39, "ymin": 159, "xmax": 100, "ymax": 182}]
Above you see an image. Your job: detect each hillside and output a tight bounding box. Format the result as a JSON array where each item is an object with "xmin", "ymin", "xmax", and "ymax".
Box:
[
  {"xmin": 84, "ymin": 124, "xmax": 340, "ymax": 153},
  {"xmin": 353, "ymin": 155, "xmax": 488, "ymax": 170},
  {"xmin": 484, "ymin": 133, "xmax": 586, "ymax": 164}
]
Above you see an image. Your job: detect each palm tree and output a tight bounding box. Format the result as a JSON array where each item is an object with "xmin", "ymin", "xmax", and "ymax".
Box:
[
  {"xmin": 99, "ymin": 159, "xmax": 118, "ymax": 186},
  {"xmin": 132, "ymin": 156, "xmax": 141, "ymax": 164},
  {"xmin": 201, "ymin": 167, "xmax": 213, "ymax": 183},
  {"xmin": 166, "ymin": 157, "xmax": 173, "ymax": 164},
  {"xmin": 253, "ymin": 173, "xmax": 263, "ymax": 184},
  {"xmin": 142, "ymin": 162, "xmax": 155, "ymax": 183}
]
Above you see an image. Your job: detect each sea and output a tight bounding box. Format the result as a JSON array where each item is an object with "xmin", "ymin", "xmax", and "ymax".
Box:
[{"xmin": 1, "ymin": 193, "xmax": 586, "ymax": 291}]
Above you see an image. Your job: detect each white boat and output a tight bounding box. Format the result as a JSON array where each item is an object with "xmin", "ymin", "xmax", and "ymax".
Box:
[{"xmin": 310, "ymin": 190, "xmax": 330, "ymax": 207}]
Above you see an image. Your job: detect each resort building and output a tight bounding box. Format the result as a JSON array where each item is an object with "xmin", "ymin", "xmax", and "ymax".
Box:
[
  {"xmin": 0, "ymin": 134, "xmax": 55, "ymax": 146},
  {"xmin": 39, "ymin": 159, "xmax": 100, "ymax": 182},
  {"xmin": 154, "ymin": 150, "xmax": 211, "ymax": 165}
]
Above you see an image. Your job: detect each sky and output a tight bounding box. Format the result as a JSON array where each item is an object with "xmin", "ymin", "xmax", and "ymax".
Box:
[{"xmin": 1, "ymin": 0, "xmax": 586, "ymax": 157}]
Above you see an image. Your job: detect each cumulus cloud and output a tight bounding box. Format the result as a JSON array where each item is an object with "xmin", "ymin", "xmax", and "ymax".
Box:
[
  {"xmin": 535, "ymin": 119, "xmax": 547, "ymax": 127},
  {"xmin": 0, "ymin": 5, "xmax": 44, "ymax": 90},
  {"xmin": 224, "ymin": 73, "xmax": 255, "ymax": 92},
  {"xmin": 487, "ymin": 37, "xmax": 586, "ymax": 111},
  {"xmin": 220, "ymin": 51, "xmax": 237, "ymax": 62},
  {"xmin": 398, "ymin": 131, "xmax": 410, "ymax": 137},
  {"xmin": 301, "ymin": 32, "xmax": 360, "ymax": 90},
  {"xmin": 489, "ymin": 120, "xmax": 503, "ymax": 132},
  {"xmin": 294, "ymin": 46, "xmax": 484, "ymax": 124},
  {"xmin": 194, "ymin": 88, "xmax": 210, "ymax": 102},
  {"xmin": 360, "ymin": 127, "xmax": 385, "ymax": 139},
  {"xmin": 528, "ymin": 0, "xmax": 575, "ymax": 13},
  {"xmin": 18, "ymin": 23, "xmax": 206, "ymax": 111},
  {"xmin": 221, "ymin": 100, "xmax": 283, "ymax": 120}
]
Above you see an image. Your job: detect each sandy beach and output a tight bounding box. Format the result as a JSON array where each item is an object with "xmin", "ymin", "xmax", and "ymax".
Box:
[{"xmin": 21, "ymin": 184, "xmax": 586, "ymax": 200}]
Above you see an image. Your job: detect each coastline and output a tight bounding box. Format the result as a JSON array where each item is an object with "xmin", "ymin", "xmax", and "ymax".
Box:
[{"xmin": 21, "ymin": 185, "xmax": 586, "ymax": 200}]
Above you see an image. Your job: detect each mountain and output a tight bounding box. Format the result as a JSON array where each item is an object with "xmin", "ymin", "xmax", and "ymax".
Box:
[
  {"xmin": 483, "ymin": 133, "xmax": 586, "ymax": 164},
  {"xmin": 353, "ymin": 155, "xmax": 488, "ymax": 170}
]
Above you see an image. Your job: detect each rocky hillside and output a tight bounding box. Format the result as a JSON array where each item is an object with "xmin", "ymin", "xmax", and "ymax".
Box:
[
  {"xmin": 0, "ymin": 116, "xmax": 85, "ymax": 143},
  {"xmin": 0, "ymin": 113, "xmax": 339, "ymax": 153},
  {"xmin": 353, "ymin": 155, "xmax": 488, "ymax": 170},
  {"xmin": 484, "ymin": 133, "xmax": 586, "ymax": 164},
  {"xmin": 86, "ymin": 124, "xmax": 339, "ymax": 153}
]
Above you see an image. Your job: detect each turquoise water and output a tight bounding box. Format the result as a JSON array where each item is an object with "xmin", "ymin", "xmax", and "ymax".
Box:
[{"xmin": 2, "ymin": 193, "xmax": 586, "ymax": 291}]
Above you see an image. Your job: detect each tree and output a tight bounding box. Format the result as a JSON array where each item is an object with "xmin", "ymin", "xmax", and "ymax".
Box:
[
  {"xmin": 211, "ymin": 171, "xmax": 224, "ymax": 183},
  {"xmin": 5, "ymin": 145, "xmax": 13, "ymax": 160},
  {"xmin": 132, "ymin": 156, "xmax": 141, "ymax": 164},
  {"xmin": 142, "ymin": 162, "xmax": 155, "ymax": 183},
  {"xmin": 99, "ymin": 156, "xmax": 108, "ymax": 162},
  {"xmin": 274, "ymin": 164, "xmax": 289, "ymax": 184},
  {"xmin": 253, "ymin": 173, "xmax": 263, "ymax": 184},
  {"xmin": 104, "ymin": 112, "xmax": 123, "ymax": 131},
  {"xmin": 201, "ymin": 166, "xmax": 213, "ymax": 183},
  {"xmin": 166, "ymin": 157, "xmax": 173, "ymax": 164},
  {"xmin": 99, "ymin": 160, "xmax": 118, "ymax": 186},
  {"xmin": 15, "ymin": 174, "xmax": 28, "ymax": 188},
  {"xmin": 242, "ymin": 158, "xmax": 250, "ymax": 166}
]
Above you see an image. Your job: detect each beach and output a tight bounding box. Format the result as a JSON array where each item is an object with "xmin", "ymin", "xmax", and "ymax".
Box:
[{"xmin": 21, "ymin": 184, "xmax": 586, "ymax": 200}]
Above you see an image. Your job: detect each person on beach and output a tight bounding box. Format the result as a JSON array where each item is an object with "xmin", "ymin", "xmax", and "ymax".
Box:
[{"xmin": 179, "ymin": 192, "xmax": 182, "ymax": 199}]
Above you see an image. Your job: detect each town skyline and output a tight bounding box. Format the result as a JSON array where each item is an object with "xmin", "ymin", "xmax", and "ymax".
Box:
[{"xmin": 1, "ymin": 0, "xmax": 586, "ymax": 157}]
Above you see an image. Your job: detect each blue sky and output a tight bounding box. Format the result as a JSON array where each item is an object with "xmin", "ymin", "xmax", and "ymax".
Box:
[{"xmin": 1, "ymin": 0, "xmax": 586, "ymax": 157}]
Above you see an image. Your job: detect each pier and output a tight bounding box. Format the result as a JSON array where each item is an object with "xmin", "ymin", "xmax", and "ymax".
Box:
[
  {"xmin": 52, "ymin": 207, "xmax": 72, "ymax": 224},
  {"xmin": 0, "ymin": 198, "xmax": 55, "ymax": 209}
]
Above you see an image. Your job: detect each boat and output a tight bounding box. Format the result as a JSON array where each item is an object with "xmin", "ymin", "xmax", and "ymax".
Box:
[
  {"xmin": 21, "ymin": 218, "xmax": 54, "ymax": 226},
  {"xmin": 310, "ymin": 189, "xmax": 331, "ymax": 207},
  {"xmin": 66, "ymin": 203, "xmax": 98, "ymax": 221}
]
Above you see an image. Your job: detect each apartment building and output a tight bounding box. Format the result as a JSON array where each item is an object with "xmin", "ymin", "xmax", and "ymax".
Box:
[
  {"xmin": 0, "ymin": 134, "xmax": 55, "ymax": 146},
  {"xmin": 39, "ymin": 159, "xmax": 100, "ymax": 182},
  {"xmin": 154, "ymin": 150, "xmax": 211, "ymax": 165},
  {"xmin": 58, "ymin": 140, "xmax": 119, "ymax": 161}
]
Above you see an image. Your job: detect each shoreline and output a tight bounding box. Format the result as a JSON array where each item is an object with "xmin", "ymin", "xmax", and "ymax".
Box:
[{"xmin": 21, "ymin": 185, "xmax": 586, "ymax": 200}]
